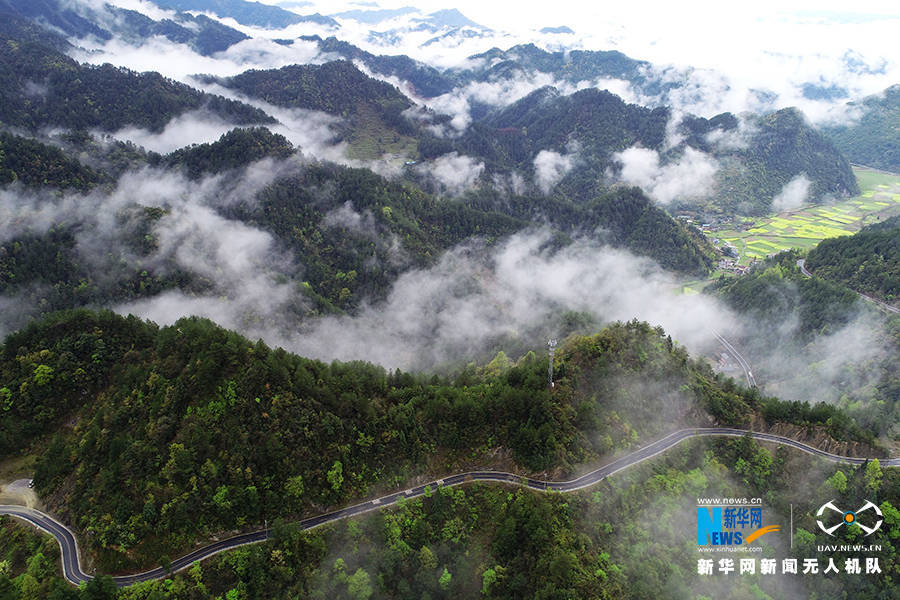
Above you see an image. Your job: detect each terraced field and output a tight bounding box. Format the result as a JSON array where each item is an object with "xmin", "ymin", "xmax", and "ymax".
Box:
[{"xmin": 709, "ymin": 168, "xmax": 900, "ymax": 265}]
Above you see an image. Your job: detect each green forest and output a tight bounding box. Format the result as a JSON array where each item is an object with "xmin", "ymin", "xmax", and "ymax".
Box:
[
  {"xmin": 0, "ymin": 310, "xmax": 874, "ymax": 577},
  {"xmin": 805, "ymin": 215, "xmax": 900, "ymax": 304}
]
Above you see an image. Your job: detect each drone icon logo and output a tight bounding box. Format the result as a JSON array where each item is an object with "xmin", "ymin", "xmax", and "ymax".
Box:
[{"xmin": 816, "ymin": 500, "xmax": 883, "ymax": 536}]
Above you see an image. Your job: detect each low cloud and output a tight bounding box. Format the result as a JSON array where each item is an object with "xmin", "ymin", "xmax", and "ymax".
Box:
[
  {"xmin": 771, "ymin": 174, "xmax": 812, "ymax": 212},
  {"xmin": 282, "ymin": 230, "xmax": 739, "ymax": 371},
  {"xmin": 613, "ymin": 146, "xmax": 719, "ymax": 205},
  {"xmin": 108, "ymin": 110, "xmax": 239, "ymax": 154},
  {"xmin": 416, "ymin": 152, "xmax": 485, "ymax": 195},
  {"xmin": 533, "ymin": 149, "xmax": 576, "ymax": 194}
]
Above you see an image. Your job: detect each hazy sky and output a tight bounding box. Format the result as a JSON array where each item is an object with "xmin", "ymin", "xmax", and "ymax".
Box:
[{"xmin": 296, "ymin": 1, "xmax": 900, "ymax": 73}]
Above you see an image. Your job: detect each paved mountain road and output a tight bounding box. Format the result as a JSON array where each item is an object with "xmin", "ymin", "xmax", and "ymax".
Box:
[
  {"xmin": 798, "ymin": 259, "xmax": 899, "ymax": 314},
  {"xmin": 3, "ymin": 427, "xmax": 897, "ymax": 587}
]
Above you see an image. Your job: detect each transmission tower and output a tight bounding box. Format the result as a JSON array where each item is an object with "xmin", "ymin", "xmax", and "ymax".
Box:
[{"xmin": 548, "ymin": 339, "xmax": 557, "ymax": 388}]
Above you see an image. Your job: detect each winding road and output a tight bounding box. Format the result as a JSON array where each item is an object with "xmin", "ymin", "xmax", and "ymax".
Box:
[
  {"xmin": 798, "ymin": 259, "xmax": 899, "ymax": 314},
  {"xmin": 3, "ymin": 427, "xmax": 897, "ymax": 587},
  {"xmin": 714, "ymin": 332, "xmax": 757, "ymax": 387}
]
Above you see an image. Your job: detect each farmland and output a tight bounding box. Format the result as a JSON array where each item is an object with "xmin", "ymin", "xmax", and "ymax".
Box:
[{"xmin": 707, "ymin": 167, "xmax": 900, "ymax": 266}]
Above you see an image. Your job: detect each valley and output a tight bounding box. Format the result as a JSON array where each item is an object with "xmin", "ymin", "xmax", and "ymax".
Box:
[{"xmin": 0, "ymin": 1, "xmax": 898, "ymax": 599}]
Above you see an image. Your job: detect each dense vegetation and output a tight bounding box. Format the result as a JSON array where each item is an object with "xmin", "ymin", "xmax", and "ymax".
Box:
[
  {"xmin": 2, "ymin": 310, "xmax": 861, "ymax": 572},
  {"xmin": 822, "ymin": 84, "xmax": 900, "ymax": 173},
  {"xmin": 209, "ymin": 60, "xmax": 416, "ymax": 159},
  {"xmin": 0, "ymin": 0, "xmax": 251, "ymax": 55},
  {"xmin": 708, "ymin": 250, "xmax": 861, "ymax": 340},
  {"xmin": 709, "ymin": 250, "xmax": 900, "ymax": 438},
  {"xmin": 3, "ymin": 435, "xmax": 898, "ymax": 599},
  {"xmin": 159, "ymin": 127, "xmax": 296, "ymax": 179},
  {"xmin": 0, "ymin": 25, "xmax": 272, "ymax": 133},
  {"xmin": 313, "ymin": 36, "xmax": 457, "ymax": 98},
  {"xmin": 0, "ymin": 132, "xmax": 102, "ymax": 190},
  {"xmin": 805, "ymin": 215, "xmax": 900, "ymax": 304},
  {"xmin": 715, "ymin": 108, "xmax": 860, "ymax": 214}
]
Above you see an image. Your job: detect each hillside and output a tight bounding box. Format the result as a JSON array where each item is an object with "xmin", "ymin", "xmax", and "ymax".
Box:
[
  {"xmin": 0, "ymin": 310, "xmax": 870, "ymax": 574},
  {"xmin": 822, "ymin": 84, "xmax": 900, "ymax": 173},
  {"xmin": 0, "ymin": 131, "xmax": 104, "ymax": 190},
  {"xmin": 0, "ymin": 24, "xmax": 273, "ymax": 133},
  {"xmin": 209, "ymin": 61, "xmax": 417, "ymax": 159},
  {"xmin": 454, "ymin": 90, "xmax": 857, "ymax": 214},
  {"xmin": 154, "ymin": 0, "xmax": 338, "ymax": 28},
  {"xmin": 716, "ymin": 108, "xmax": 860, "ymax": 214},
  {"xmin": 805, "ymin": 214, "xmax": 900, "ymax": 305},
  {"xmin": 0, "ymin": 0, "xmax": 250, "ymax": 56},
  {"xmin": 708, "ymin": 250, "xmax": 900, "ymax": 436}
]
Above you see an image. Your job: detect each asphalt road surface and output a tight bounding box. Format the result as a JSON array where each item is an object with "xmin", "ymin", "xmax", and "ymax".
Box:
[
  {"xmin": 2, "ymin": 427, "xmax": 897, "ymax": 587},
  {"xmin": 798, "ymin": 259, "xmax": 899, "ymax": 314},
  {"xmin": 714, "ymin": 332, "xmax": 757, "ymax": 387}
]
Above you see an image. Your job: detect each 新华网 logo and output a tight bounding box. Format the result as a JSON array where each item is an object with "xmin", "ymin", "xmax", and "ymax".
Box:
[
  {"xmin": 816, "ymin": 500, "xmax": 883, "ymax": 537},
  {"xmin": 697, "ymin": 505, "xmax": 780, "ymax": 546}
]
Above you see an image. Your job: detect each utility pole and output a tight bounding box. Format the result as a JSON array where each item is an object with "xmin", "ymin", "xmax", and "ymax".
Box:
[{"xmin": 548, "ymin": 339, "xmax": 557, "ymax": 388}]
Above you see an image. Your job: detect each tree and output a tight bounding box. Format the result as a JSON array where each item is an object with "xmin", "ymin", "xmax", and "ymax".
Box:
[
  {"xmin": 438, "ymin": 567, "xmax": 452, "ymax": 591},
  {"xmin": 826, "ymin": 470, "xmax": 847, "ymax": 494},
  {"xmin": 865, "ymin": 459, "xmax": 883, "ymax": 494},
  {"xmin": 418, "ymin": 545, "xmax": 437, "ymax": 570},
  {"xmin": 327, "ymin": 461, "xmax": 344, "ymax": 492},
  {"xmin": 285, "ymin": 475, "xmax": 304, "ymax": 501},
  {"xmin": 347, "ymin": 568, "xmax": 373, "ymax": 600}
]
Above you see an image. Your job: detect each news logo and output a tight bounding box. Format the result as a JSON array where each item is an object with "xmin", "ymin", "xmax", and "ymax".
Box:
[
  {"xmin": 816, "ymin": 500, "xmax": 883, "ymax": 537},
  {"xmin": 697, "ymin": 500, "xmax": 780, "ymax": 546}
]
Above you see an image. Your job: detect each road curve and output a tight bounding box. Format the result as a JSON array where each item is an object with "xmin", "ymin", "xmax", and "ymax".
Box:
[
  {"xmin": 2, "ymin": 427, "xmax": 897, "ymax": 587},
  {"xmin": 713, "ymin": 332, "xmax": 757, "ymax": 387},
  {"xmin": 798, "ymin": 259, "xmax": 899, "ymax": 314}
]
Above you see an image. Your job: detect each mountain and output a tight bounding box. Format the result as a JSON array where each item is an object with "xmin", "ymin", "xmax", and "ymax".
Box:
[
  {"xmin": 0, "ymin": 0, "xmax": 250, "ymax": 56},
  {"xmin": 715, "ymin": 108, "xmax": 860, "ymax": 214},
  {"xmin": 805, "ymin": 214, "xmax": 900, "ymax": 305},
  {"xmin": 2, "ymin": 310, "xmax": 866, "ymax": 575},
  {"xmin": 207, "ymin": 60, "xmax": 418, "ymax": 159},
  {"xmin": 417, "ymin": 8, "xmax": 486, "ymax": 31},
  {"xmin": 152, "ymin": 0, "xmax": 338, "ymax": 28},
  {"xmin": 708, "ymin": 250, "xmax": 900, "ymax": 433},
  {"xmin": 0, "ymin": 131, "xmax": 104, "ymax": 190},
  {"xmin": 457, "ymin": 88, "xmax": 858, "ymax": 214},
  {"xmin": 821, "ymin": 84, "xmax": 900, "ymax": 173},
  {"xmin": 540, "ymin": 26, "xmax": 575, "ymax": 34},
  {"xmin": 307, "ymin": 35, "xmax": 458, "ymax": 97},
  {"xmin": 459, "ymin": 43, "xmax": 668, "ymax": 96},
  {"xmin": 159, "ymin": 126, "xmax": 296, "ymax": 178},
  {"xmin": 0, "ymin": 23, "xmax": 273, "ymax": 133}
]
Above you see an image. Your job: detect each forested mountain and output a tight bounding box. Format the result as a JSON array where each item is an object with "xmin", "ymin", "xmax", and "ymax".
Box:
[
  {"xmin": 717, "ymin": 108, "xmax": 860, "ymax": 213},
  {"xmin": 159, "ymin": 127, "xmax": 296, "ymax": 178},
  {"xmin": 0, "ymin": 0, "xmax": 250, "ymax": 56},
  {"xmin": 0, "ymin": 131, "xmax": 103, "ymax": 189},
  {"xmin": 0, "ymin": 310, "xmax": 870, "ymax": 575},
  {"xmin": 308, "ymin": 35, "xmax": 457, "ymax": 97},
  {"xmin": 461, "ymin": 43, "xmax": 659, "ymax": 92},
  {"xmin": 459, "ymin": 87, "xmax": 668, "ymax": 171},
  {"xmin": 0, "ymin": 25, "xmax": 273, "ymax": 133},
  {"xmin": 822, "ymin": 84, "xmax": 900, "ymax": 172},
  {"xmin": 208, "ymin": 60, "xmax": 418, "ymax": 159},
  {"xmin": 153, "ymin": 0, "xmax": 338, "ymax": 29},
  {"xmin": 708, "ymin": 250, "xmax": 900, "ymax": 436},
  {"xmin": 453, "ymin": 89, "xmax": 857, "ymax": 213},
  {"xmin": 805, "ymin": 215, "xmax": 900, "ymax": 304}
]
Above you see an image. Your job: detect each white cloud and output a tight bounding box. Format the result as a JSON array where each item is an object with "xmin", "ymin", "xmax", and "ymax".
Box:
[
  {"xmin": 108, "ymin": 110, "xmax": 239, "ymax": 154},
  {"xmin": 283, "ymin": 229, "xmax": 739, "ymax": 370},
  {"xmin": 533, "ymin": 149, "xmax": 575, "ymax": 194},
  {"xmin": 613, "ymin": 146, "xmax": 718, "ymax": 204},
  {"xmin": 771, "ymin": 174, "xmax": 812, "ymax": 212},
  {"xmin": 416, "ymin": 152, "xmax": 485, "ymax": 195}
]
